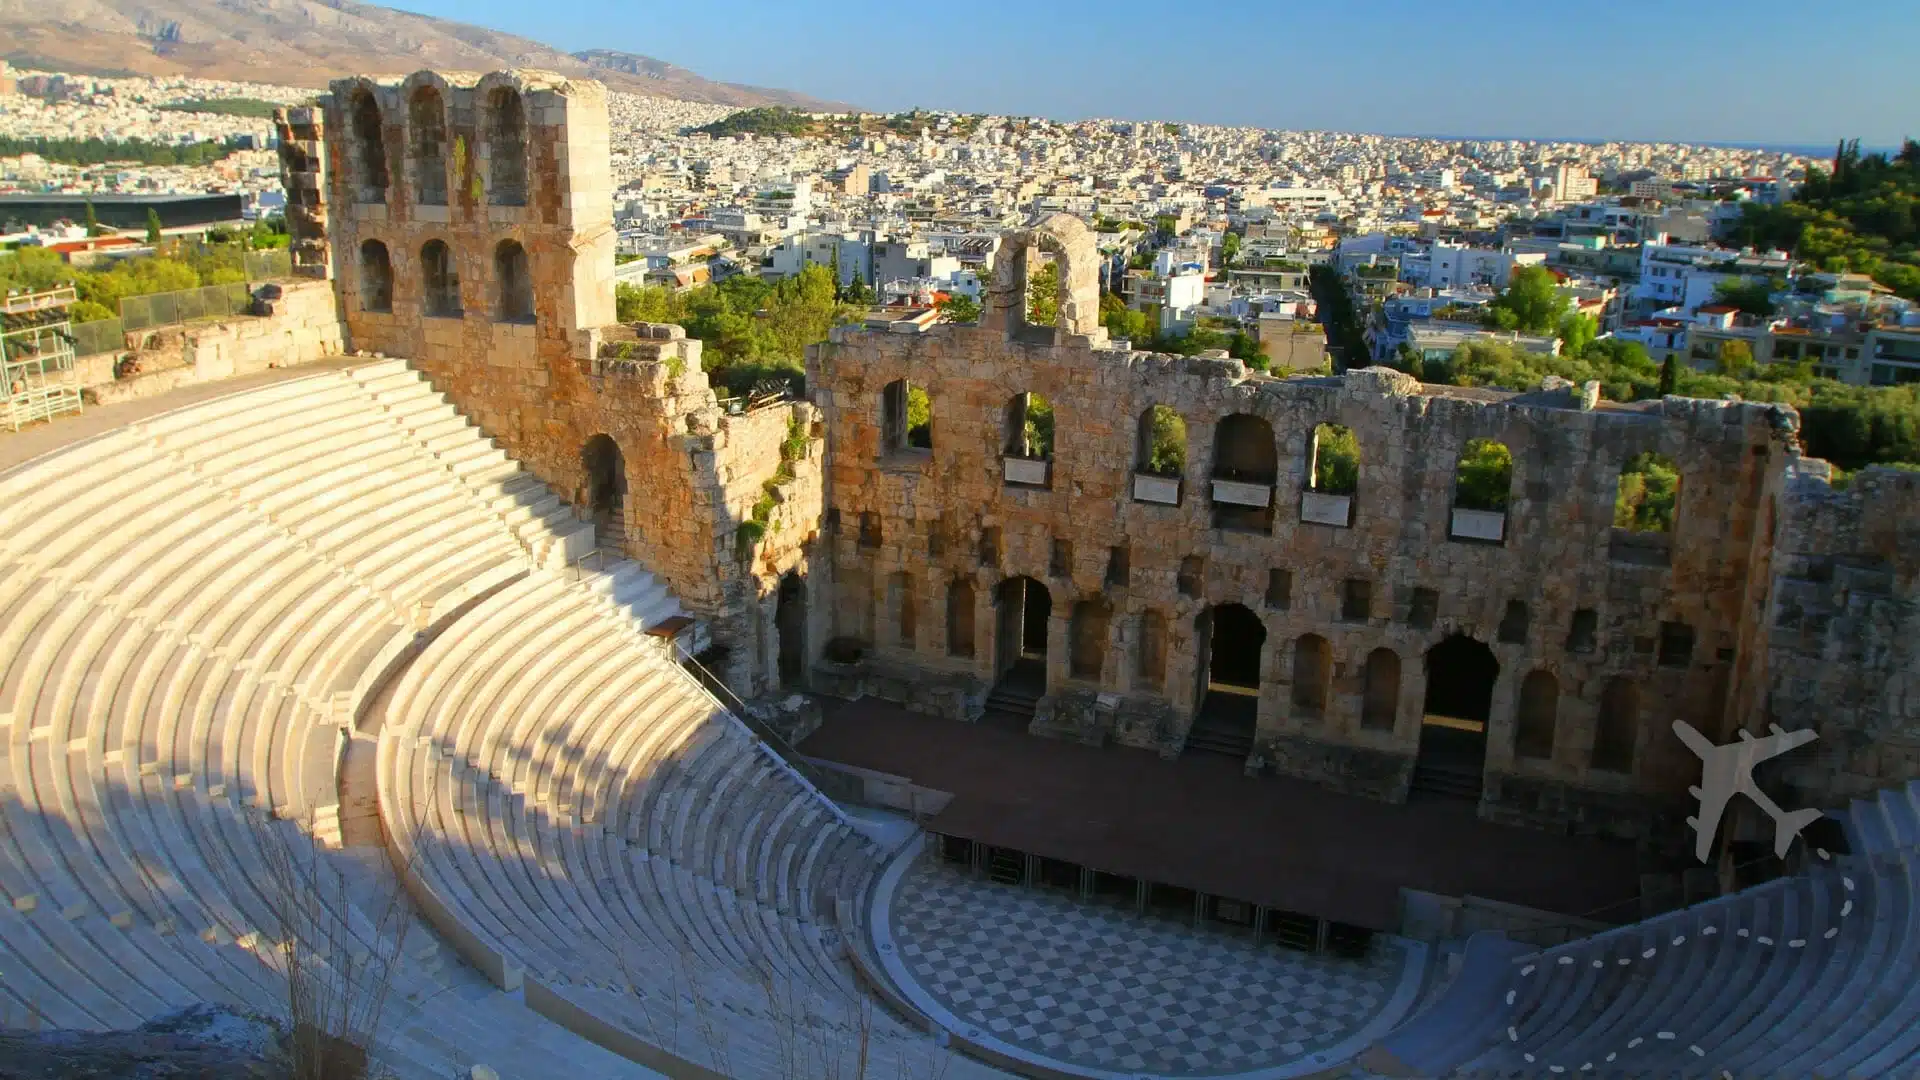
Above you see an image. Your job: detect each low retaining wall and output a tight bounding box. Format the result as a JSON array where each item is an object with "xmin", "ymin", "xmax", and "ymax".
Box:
[{"xmin": 65, "ymin": 280, "xmax": 345, "ymax": 406}]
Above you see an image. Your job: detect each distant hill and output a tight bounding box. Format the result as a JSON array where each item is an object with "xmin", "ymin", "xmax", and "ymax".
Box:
[{"xmin": 0, "ymin": 0, "xmax": 850, "ymax": 109}]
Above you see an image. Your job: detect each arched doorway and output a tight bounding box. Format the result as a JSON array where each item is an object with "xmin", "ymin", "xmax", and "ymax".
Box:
[
  {"xmin": 581, "ymin": 434, "xmax": 626, "ymax": 547},
  {"xmin": 1414, "ymin": 634, "xmax": 1498, "ymax": 800},
  {"xmin": 775, "ymin": 572, "xmax": 806, "ymax": 689},
  {"xmin": 984, "ymin": 576, "xmax": 1050, "ymax": 730},
  {"xmin": 1187, "ymin": 603, "xmax": 1266, "ymax": 758}
]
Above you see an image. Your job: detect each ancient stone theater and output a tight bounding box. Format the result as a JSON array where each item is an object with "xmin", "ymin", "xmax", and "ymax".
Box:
[{"xmin": 0, "ymin": 68, "xmax": 1913, "ymax": 1080}]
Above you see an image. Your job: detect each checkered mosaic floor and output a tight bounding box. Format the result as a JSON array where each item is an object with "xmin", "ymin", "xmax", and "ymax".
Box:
[{"xmin": 889, "ymin": 859, "xmax": 1413, "ymax": 1075}]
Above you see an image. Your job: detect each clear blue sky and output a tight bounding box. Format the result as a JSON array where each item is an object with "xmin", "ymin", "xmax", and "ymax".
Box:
[{"xmin": 383, "ymin": 0, "xmax": 1916, "ymax": 148}]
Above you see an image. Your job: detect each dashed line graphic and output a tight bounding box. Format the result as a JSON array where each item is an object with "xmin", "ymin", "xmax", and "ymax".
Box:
[{"xmin": 1505, "ymin": 848, "xmax": 1854, "ymax": 1072}]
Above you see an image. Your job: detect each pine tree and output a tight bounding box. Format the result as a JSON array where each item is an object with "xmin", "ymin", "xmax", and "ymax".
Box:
[
  {"xmin": 83, "ymin": 200, "xmax": 102, "ymax": 236},
  {"xmin": 1658, "ymin": 353, "xmax": 1678, "ymax": 396},
  {"xmin": 146, "ymin": 208, "xmax": 164, "ymax": 245}
]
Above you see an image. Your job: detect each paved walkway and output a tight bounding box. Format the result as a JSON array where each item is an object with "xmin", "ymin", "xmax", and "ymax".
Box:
[
  {"xmin": 889, "ymin": 860, "xmax": 1419, "ymax": 1076},
  {"xmin": 0, "ymin": 357, "xmax": 361, "ymax": 474}
]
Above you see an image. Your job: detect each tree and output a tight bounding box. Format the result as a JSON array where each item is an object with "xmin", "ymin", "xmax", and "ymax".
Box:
[
  {"xmin": 1713, "ymin": 277, "xmax": 1780, "ymax": 318},
  {"xmin": 1143, "ymin": 405, "xmax": 1186, "ymax": 475},
  {"xmin": 1485, "ymin": 266, "xmax": 1568, "ymax": 336},
  {"xmin": 1454, "ymin": 438, "xmax": 1514, "ymax": 511},
  {"xmin": 1716, "ymin": 339, "xmax": 1756, "ymax": 376},
  {"xmin": 839, "ymin": 276, "xmax": 874, "ymax": 307},
  {"xmin": 1558, "ymin": 312, "xmax": 1597, "ymax": 357},
  {"xmin": 938, "ymin": 293, "xmax": 980, "ymax": 323},
  {"xmin": 146, "ymin": 208, "xmax": 164, "ymax": 245},
  {"xmin": 1659, "ymin": 353, "xmax": 1678, "ymax": 395},
  {"xmin": 1311, "ymin": 425, "xmax": 1359, "ymax": 494},
  {"xmin": 1220, "ymin": 231, "xmax": 1241, "ymax": 266},
  {"xmin": 83, "ymin": 201, "xmax": 103, "ymax": 236},
  {"xmin": 906, "ymin": 386, "xmax": 932, "ymax": 448},
  {"xmin": 1026, "ymin": 260, "xmax": 1059, "ymax": 325},
  {"xmin": 1614, "ymin": 452, "xmax": 1680, "ymax": 532}
]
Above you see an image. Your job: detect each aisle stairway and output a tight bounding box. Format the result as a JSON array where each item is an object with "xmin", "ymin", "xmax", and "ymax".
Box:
[
  {"xmin": 0, "ymin": 360, "xmax": 699, "ymax": 1077},
  {"xmin": 1361, "ymin": 779, "xmax": 1920, "ymax": 1078}
]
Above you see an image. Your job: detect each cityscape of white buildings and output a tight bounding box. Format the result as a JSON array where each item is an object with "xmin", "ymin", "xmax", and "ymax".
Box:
[{"xmin": 4, "ymin": 62, "xmax": 1916, "ymax": 386}]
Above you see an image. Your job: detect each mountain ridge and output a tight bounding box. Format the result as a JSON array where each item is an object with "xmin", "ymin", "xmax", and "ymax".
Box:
[{"xmin": 0, "ymin": 0, "xmax": 851, "ymax": 110}]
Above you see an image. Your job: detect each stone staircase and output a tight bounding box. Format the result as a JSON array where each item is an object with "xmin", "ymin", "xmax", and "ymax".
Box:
[{"xmin": 982, "ymin": 666, "xmax": 1043, "ymax": 731}]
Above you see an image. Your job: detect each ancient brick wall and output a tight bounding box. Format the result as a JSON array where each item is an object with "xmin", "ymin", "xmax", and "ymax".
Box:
[
  {"xmin": 809, "ymin": 311, "xmax": 1798, "ymax": 842},
  {"xmin": 1765, "ymin": 463, "xmax": 1920, "ymax": 805}
]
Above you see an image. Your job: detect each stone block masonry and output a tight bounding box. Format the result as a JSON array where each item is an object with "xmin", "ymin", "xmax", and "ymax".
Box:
[
  {"xmin": 277, "ymin": 66, "xmax": 1920, "ymax": 851},
  {"xmin": 287, "ymin": 69, "xmax": 822, "ymax": 696},
  {"xmin": 805, "ymin": 223, "xmax": 1877, "ymax": 849}
]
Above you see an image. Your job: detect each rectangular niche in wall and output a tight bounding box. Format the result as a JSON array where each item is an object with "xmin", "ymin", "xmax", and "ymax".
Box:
[{"xmin": 1265, "ymin": 568, "xmax": 1292, "ymax": 610}]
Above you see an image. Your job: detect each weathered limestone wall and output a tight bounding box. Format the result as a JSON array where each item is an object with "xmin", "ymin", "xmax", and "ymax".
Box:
[
  {"xmin": 69, "ymin": 280, "xmax": 344, "ymax": 405},
  {"xmin": 1765, "ymin": 463, "xmax": 1920, "ymax": 804},
  {"xmin": 274, "ymin": 106, "xmax": 330, "ymax": 279},
  {"xmin": 809, "ymin": 316, "xmax": 1797, "ymax": 842},
  {"xmin": 320, "ymin": 69, "xmax": 615, "ymax": 366},
  {"xmin": 295, "ymin": 70, "xmax": 813, "ymax": 693}
]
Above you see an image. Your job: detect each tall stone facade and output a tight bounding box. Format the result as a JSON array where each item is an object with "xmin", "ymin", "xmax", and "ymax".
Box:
[
  {"xmin": 279, "ymin": 68, "xmax": 1919, "ymax": 849},
  {"xmin": 283, "ymin": 71, "xmax": 823, "ymax": 695},
  {"xmin": 803, "ymin": 238, "xmax": 1887, "ymax": 848}
]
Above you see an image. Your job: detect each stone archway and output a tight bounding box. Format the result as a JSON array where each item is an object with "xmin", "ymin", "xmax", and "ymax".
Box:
[
  {"xmin": 985, "ymin": 214, "xmax": 1103, "ymax": 341},
  {"xmin": 581, "ymin": 434, "xmax": 626, "ymax": 546},
  {"xmin": 1414, "ymin": 634, "xmax": 1498, "ymax": 800},
  {"xmin": 1187, "ymin": 603, "xmax": 1266, "ymax": 759},
  {"xmin": 775, "ymin": 572, "xmax": 806, "ymax": 689},
  {"xmin": 984, "ymin": 576, "xmax": 1051, "ymax": 731}
]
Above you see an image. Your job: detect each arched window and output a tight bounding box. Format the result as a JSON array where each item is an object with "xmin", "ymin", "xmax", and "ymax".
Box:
[
  {"xmin": 421, "ymin": 239, "xmax": 461, "ymax": 317},
  {"xmin": 1614, "ymin": 452, "xmax": 1681, "ymax": 533},
  {"xmin": 1291, "ymin": 634, "xmax": 1331, "ymax": 715},
  {"xmin": 1309, "ymin": 423, "xmax": 1359, "ymax": 495},
  {"xmin": 1004, "ymin": 392, "xmax": 1054, "ymax": 459},
  {"xmin": 358, "ymin": 240, "xmax": 392, "ymax": 313},
  {"xmin": 1002, "ymin": 392, "xmax": 1054, "ymax": 488},
  {"xmin": 882, "ymin": 379, "xmax": 932, "ymax": 453},
  {"xmin": 1069, "ymin": 599, "xmax": 1110, "ymax": 681},
  {"xmin": 1137, "ymin": 404, "xmax": 1187, "ymax": 475},
  {"xmin": 1515, "ymin": 670, "xmax": 1558, "ymax": 760},
  {"xmin": 349, "ymin": 90, "xmax": 389, "ymax": 204},
  {"xmin": 1450, "ymin": 438, "xmax": 1513, "ymax": 542},
  {"xmin": 946, "ymin": 579, "xmax": 975, "ymax": 658},
  {"xmin": 487, "ymin": 86, "xmax": 528, "ymax": 206},
  {"xmin": 1592, "ymin": 677, "xmax": 1638, "ymax": 773},
  {"xmin": 494, "ymin": 240, "xmax": 533, "ymax": 323},
  {"xmin": 409, "ymin": 86, "xmax": 449, "ymax": 207},
  {"xmin": 1361, "ymin": 648, "xmax": 1400, "ymax": 730},
  {"xmin": 1212, "ymin": 413, "xmax": 1277, "ymax": 532},
  {"xmin": 1137, "ymin": 610, "xmax": 1167, "ymax": 689}
]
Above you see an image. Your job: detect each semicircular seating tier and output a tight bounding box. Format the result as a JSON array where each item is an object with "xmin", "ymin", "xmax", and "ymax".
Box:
[
  {"xmin": 0, "ymin": 359, "xmax": 713, "ymax": 1077},
  {"xmin": 375, "ymin": 568, "xmax": 1001, "ymax": 1077},
  {"xmin": 1363, "ymin": 779, "xmax": 1920, "ymax": 1079}
]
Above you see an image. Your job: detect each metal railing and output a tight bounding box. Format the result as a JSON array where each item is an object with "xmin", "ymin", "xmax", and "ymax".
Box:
[
  {"xmin": 670, "ymin": 641, "xmax": 852, "ymax": 829},
  {"xmin": 120, "ymin": 282, "xmax": 252, "ymax": 332}
]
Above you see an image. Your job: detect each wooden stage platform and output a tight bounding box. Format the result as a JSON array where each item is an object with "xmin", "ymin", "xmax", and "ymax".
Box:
[{"xmin": 799, "ymin": 696, "xmax": 1642, "ymax": 932}]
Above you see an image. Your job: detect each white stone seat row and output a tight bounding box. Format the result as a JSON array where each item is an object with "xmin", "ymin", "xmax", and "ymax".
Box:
[
  {"xmin": 0, "ymin": 362, "xmax": 670, "ymax": 1076},
  {"xmin": 1370, "ymin": 831, "xmax": 1920, "ymax": 1078},
  {"xmin": 376, "ymin": 571, "xmax": 992, "ymax": 1077}
]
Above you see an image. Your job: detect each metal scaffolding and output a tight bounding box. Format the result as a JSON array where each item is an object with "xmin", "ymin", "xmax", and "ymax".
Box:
[{"xmin": 3, "ymin": 285, "xmax": 84, "ymax": 431}]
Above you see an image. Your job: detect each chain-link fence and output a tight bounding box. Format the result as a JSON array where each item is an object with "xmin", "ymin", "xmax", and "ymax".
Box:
[
  {"xmin": 119, "ymin": 282, "xmax": 252, "ymax": 332},
  {"xmin": 70, "ymin": 319, "xmax": 126, "ymax": 357},
  {"xmin": 245, "ymin": 248, "xmax": 293, "ymax": 281}
]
